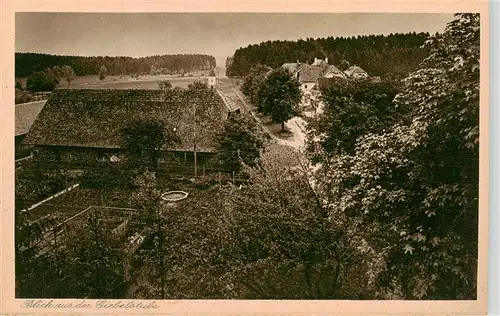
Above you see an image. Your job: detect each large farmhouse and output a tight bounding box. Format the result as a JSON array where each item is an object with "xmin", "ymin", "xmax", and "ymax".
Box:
[
  {"xmin": 281, "ymin": 58, "xmax": 346, "ymax": 109},
  {"xmin": 23, "ymin": 88, "xmax": 240, "ymax": 168},
  {"xmin": 281, "ymin": 58, "xmax": 373, "ymax": 113}
]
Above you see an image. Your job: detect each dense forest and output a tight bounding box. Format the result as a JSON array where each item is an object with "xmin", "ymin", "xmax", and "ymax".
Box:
[
  {"xmin": 227, "ymin": 32, "xmax": 431, "ymax": 79},
  {"xmin": 15, "ymin": 53, "xmax": 216, "ymax": 78}
]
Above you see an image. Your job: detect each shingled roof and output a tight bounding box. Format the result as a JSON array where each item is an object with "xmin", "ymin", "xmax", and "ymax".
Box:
[
  {"xmin": 23, "ymin": 89, "xmax": 231, "ymax": 153},
  {"xmin": 296, "ymin": 64, "xmax": 325, "ymax": 83},
  {"xmin": 282, "ymin": 63, "xmax": 303, "ymax": 73},
  {"xmin": 282, "ymin": 61, "xmax": 347, "ymax": 83},
  {"xmin": 217, "ymin": 91, "xmax": 241, "ymax": 112},
  {"xmin": 344, "ymin": 65, "xmax": 369, "ymax": 78},
  {"xmin": 324, "ymin": 65, "xmax": 347, "ymax": 79},
  {"xmin": 15, "ymin": 101, "xmax": 46, "ymax": 137}
]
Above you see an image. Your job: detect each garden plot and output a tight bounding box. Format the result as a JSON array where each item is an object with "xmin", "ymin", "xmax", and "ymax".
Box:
[{"xmin": 22, "ymin": 186, "xmax": 135, "ymax": 222}]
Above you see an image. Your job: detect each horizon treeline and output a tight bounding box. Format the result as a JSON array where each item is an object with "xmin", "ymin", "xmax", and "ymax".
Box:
[
  {"xmin": 227, "ymin": 32, "xmax": 431, "ymax": 79},
  {"xmin": 15, "ymin": 53, "xmax": 217, "ymax": 78}
]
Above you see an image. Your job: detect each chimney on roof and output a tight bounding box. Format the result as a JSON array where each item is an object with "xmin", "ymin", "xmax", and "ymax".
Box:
[
  {"xmin": 297, "ymin": 59, "xmax": 300, "ymax": 66},
  {"xmin": 314, "ymin": 57, "xmax": 318, "ymax": 64},
  {"xmin": 325, "ymin": 57, "xmax": 329, "ymax": 64}
]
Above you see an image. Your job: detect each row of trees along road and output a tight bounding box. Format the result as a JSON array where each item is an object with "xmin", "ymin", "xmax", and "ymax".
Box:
[{"xmin": 241, "ymin": 66, "xmax": 302, "ymax": 132}]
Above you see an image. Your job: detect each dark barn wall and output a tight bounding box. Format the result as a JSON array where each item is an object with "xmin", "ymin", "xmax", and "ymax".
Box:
[
  {"xmin": 15, "ymin": 135, "xmax": 33, "ymax": 160},
  {"xmin": 31, "ymin": 145, "xmax": 219, "ymax": 172}
]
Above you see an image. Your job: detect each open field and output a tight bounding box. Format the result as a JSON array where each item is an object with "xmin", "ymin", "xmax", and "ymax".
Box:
[
  {"xmin": 66, "ymin": 69, "xmax": 231, "ymax": 90},
  {"xmin": 69, "ymin": 76, "xmax": 209, "ymax": 90},
  {"xmin": 16, "ymin": 68, "xmax": 222, "ymax": 91},
  {"xmin": 15, "ymin": 68, "xmax": 234, "ymax": 102}
]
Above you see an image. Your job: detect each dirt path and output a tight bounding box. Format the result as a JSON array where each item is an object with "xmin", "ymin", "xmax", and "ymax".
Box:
[{"xmin": 229, "ymin": 85, "xmax": 280, "ymax": 141}]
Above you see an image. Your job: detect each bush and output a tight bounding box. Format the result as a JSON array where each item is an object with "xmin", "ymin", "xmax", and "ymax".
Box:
[
  {"xmin": 15, "ymin": 164, "xmax": 68, "ymax": 210},
  {"xmin": 187, "ymin": 81, "xmax": 208, "ymax": 90},
  {"xmin": 158, "ymin": 81, "xmax": 172, "ymax": 90},
  {"xmin": 26, "ymin": 71, "xmax": 57, "ymax": 92},
  {"xmin": 98, "ymin": 66, "xmax": 108, "ymax": 80},
  {"xmin": 80, "ymin": 164, "xmax": 132, "ymax": 189}
]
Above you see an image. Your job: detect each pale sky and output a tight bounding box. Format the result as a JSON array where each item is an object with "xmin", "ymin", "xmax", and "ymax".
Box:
[{"xmin": 16, "ymin": 13, "xmax": 453, "ymax": 67}]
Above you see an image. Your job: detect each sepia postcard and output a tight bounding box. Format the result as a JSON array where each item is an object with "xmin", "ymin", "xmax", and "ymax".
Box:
[{"xmin": 0, "ymin": 0, "xmax": 490, "ymax": 315}]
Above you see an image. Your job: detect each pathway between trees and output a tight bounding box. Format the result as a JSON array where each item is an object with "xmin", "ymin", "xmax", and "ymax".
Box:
[{"xmin": 228, "ymin": 80, "xmax": 307, "ymax": 151}]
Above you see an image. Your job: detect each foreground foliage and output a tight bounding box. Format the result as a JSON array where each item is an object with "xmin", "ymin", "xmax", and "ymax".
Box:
[
  {"xmin": 221, "ymin": 148, "xmax": 379, "ymax": 298},
  {"xmin": 215, "ymin": 112, "xmax": 268, "ymax": 172},
  {"xmin": 312, "ymin": 13, "xmax": 479, "ymax": 299},
  {"xmin": 16, "ymin": 210, "xmax": 126, "ymax": 298},
  {"xmin": 307, "ymin": 79, "xmax": 404, "ymax": 158}
]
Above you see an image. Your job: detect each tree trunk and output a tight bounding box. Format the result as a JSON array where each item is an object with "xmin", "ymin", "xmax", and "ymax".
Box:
[{"xmin": 281, "ymin": 122, "xmax": 285, "ymax": 132}]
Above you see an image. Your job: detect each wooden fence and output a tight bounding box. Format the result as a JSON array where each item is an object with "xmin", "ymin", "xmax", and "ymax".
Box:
[
  {"xmin": 15, "ymin": 154, "xmax": 33, "ymax": 164},
  {"xmin": 19, "ymin": 183, "xmax": 80, "ymax": 214},
  {"xmin": 28, "ymin": 205, "xmax": 144, "ymax": 258}
]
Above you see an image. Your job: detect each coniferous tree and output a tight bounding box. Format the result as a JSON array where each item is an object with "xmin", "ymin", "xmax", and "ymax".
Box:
[
  {"xmin": 16, "ymin": 53, "xmax": 216, "ymax": 78},
  {"xmin": 227, "ymin": 32, "xmax": 430, "ymax": 79}
]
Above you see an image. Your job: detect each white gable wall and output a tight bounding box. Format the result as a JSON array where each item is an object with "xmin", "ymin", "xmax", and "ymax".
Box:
[
  {"xmin": 300, "ymin": 82, "xmax": 316, "ymax": 106},
  {"xmin": 208, "ymin": 76, "xmax": 217, "ymax": 86}
]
